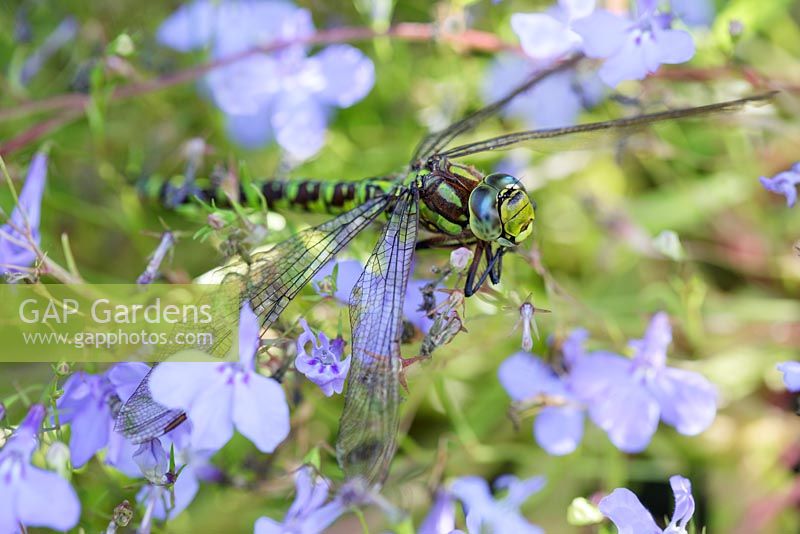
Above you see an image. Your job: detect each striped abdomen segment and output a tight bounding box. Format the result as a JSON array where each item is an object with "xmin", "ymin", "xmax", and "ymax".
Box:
[{"xmin": 262, "ymin": 178, "xmax": 395, "ymax": 215}]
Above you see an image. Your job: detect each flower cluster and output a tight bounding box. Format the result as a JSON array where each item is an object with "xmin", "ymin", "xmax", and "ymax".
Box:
[
  {"xmin": 158, "ymin": 0, "xmax": 375, "ymax": 159},
  {"xmin": 295, "ymin": 318, "xmax": 351, "ymax": 397},
  {"xmin": 499, "ymin": 312, "xmax": 717, "ymax": 454}
]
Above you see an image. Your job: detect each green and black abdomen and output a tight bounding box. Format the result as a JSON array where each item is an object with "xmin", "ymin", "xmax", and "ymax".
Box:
[
  {"xmin": 143, "ymin": 175, "xmax": 394, "ymax": 215},
  {"xmin": 262, "ymin": 178, "xmax": 394, "ymax": 215}
]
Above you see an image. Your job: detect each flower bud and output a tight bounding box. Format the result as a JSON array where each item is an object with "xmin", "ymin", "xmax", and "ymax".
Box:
[{"xmin": 449, "ymin": 247, "xmax": 473, "ymax": 272}]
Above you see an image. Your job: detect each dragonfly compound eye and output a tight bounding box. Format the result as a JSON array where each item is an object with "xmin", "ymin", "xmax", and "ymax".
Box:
[{"xmin": 469, "ymin": 173, "xmax": 535, "ymax": 246}]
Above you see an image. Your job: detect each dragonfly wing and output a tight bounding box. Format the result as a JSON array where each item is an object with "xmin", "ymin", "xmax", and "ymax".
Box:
[
  {"xmin": 115, "ymin": 195, "xmax": 392, "ymax": 443},
  {"xmin": 411, "ymin": 55, "xmax": 582, "ymax": 164},
  {"xmin": 336, "ymin": 187, "xmax": 420, "ymax": 486},
  {"xmin": 438, "ymin": 93, "xmax": 776, "ymax": 159}
]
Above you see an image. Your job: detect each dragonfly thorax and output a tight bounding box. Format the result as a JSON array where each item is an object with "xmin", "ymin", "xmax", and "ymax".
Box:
[{"xmin": 468, "ymin": 173, "xmax": 536, "ymax": 246}]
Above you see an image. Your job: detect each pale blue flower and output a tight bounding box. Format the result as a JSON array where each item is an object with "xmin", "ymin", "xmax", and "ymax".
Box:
[
  {"xmin": 760, "ymin": 163, "xmax": 800, "ymax": 207},
  {"xmin": 150, "ymin": 303, "xmax": 290, "ymax": 452},
  {"xmin": 671, "ymin": 0, "xmax": 714, "ymax": 27},
  {"xmin": 451, "ymin": 475, "xmax": 545, "ymax": 534},
  {"xmin": 418, "ymin": 489, "xmax": 456, "ymax": 534},
  {"xmin": 158, "ymin": 0, "xmax": 375, "ymax": 159},
  {"xmin": 0, "ymin": 405, "xmax": 80, "ymax": 532},
  {"xmin": 295, "ymin": 319, "xmax": 351, "ymax": 396},
  {"xmin": 498, "ymin": 337, "xmax": 586, "ymax": 455},
  {"xmin": 777, "ymin": 361, "xmax": 800, "ymax": 392},
  {"xmin": 0, "ymin": 151, "xmax": 47, "ymax": 275},
  {"xmin": 599, "ymin": 474, "xmax": 695, "ymax": 533},
  {"xmin": 573, "ymin": 0, "xmax": 695, "ymax": 87},
  {"xmin": 254, "ymin": 466, "xmax": 347, "ymax": 534},
  {"xmin": 569, "ymin": 312, "xmax": 717, "ymax": 452}
]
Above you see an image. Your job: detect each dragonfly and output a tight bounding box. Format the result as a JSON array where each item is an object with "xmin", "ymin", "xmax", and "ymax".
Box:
[{"xmin": 116, "ymin": 56, "xmax": 774, "ymax": 486}]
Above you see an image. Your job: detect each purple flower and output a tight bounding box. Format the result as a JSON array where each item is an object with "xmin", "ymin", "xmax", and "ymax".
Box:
[
  {"xmin": 419, "ymin": 489, "xmax": 456, "ymax": 534},
  {"xmin": 134, "ymin": 438, "xmax": 217, "ymax": 522},
  {"xmin": 150, "ymin": 303, "xmax": 290, "ymax": 453},
  {"xmin": 312, "ymin": 260, "xmax": 443, "ymax": 333},
  {"xmin": 0, "ymin": 404, "xmax": 81, "ymax": 532},
  {"xmin": 0, "ymin": 151, "xmax": 47, "ymax": 275},
  {"xmin": 451, "ymin": 474, "xmax": 545, "ymax": 534},
  {"xmin": 777, "ymin": 361, "xmax": 800, "ymax": 392},
  {"xmin": 295, "ymin": 319, "xmax": 351, "ymax": 396},
  {"xmin": 573, "ymin": 0, "xmax": 695, "ymax": 87},
  {"xmin": 759, "ymin": 163, "xmax": 800, "ymax": 207},
  {"xmin": 599, "ymin": 474, "xmax": 695, "ymax": 533},
  {"xmin": 670, "ymin": 0, "xmax": 714, "ymax": 27},
  {"xmin": 499, "ymin": 340, "xmax": 586, "ymax": 455},
  {"xmin": 158, "ymin": 1, "xmax": 375, "ymax": 160},
  {"xmin": 569, "ymin": 312, "xmax": 717, "ymax": 453},
  {"xmin": 57, "ymin": 362, "xmax": 157, "ymax": 476},
  {"xmin": 254, "ymin": 466, "xmax": 346, "ymax": 534},
  {"xmin": 510, "ymin": 0, "xmax": 595, "ymax": 62}
]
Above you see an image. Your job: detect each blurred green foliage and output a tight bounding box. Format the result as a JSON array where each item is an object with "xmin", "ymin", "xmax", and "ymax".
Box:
[{"xmin": 1, "ymin": 0, "xmax": 800, "ymax": 532}]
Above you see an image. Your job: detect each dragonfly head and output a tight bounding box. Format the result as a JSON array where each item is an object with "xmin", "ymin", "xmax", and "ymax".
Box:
[{"xmin": 468, "ymin": 173, "xmax": 535, "ymax": 247}]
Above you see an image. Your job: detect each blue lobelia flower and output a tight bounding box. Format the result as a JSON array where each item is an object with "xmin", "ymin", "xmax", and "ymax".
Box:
[
  {"xmin": 572, "ymin": 0, "xmax": 695, "ymax": 87},
  {"xmin": 312, "ymin": 259, "xmax": 443, "ymax": 334},
  {"xmin": 0, "ymin": 151, "xmax": 47, "ymax": 276},
  {"xmin": 157, "ymin": 0, "xmax": 375, "ymax": 160},
  {"xmin": 418, "ymin": 488, "xmax": 462, "ymax": 534},
  {"xmin": 134, "ymin": 437, "xmax": 219, "ymax": 522},
  {"xmin": 295, "ymin": 319, "xmax": 351, "ymax": 397},
  {"xmin": 670, "ymin": 0, "xmax": 714, "ymax": 27},
  {"xmin": 451, "ymin": 474, "xmax": 546, "ymax": 534},
  {"xmin": 150, "ymin": 303, "xmax": 290, "ymax": 453},
  {"xmin": 56, "ymin": 362, "xmax": 180, "ymax": 477},
  {"xmin": 569, "ymin": 312, "xmax": 717, "ymax": 453},
  {"xmin": 599, "ymin": 474, "xmax": 695, "ymax": 534},
  {"xmin": 254, "ymin": 466, "xmax": 347, "ymax": 534},
  {"xmin": 759, "ymin": 163, "xmax": 800, "ymax": 207},
  {"xmin": 777, "ymin": 361, "xmax": 800, "ymax": 392},
  {"xmin": 498, "ymin": 331, "xmax": 589, "ymax": 455},
  {"xmin": 0, "ymin": 404, "xmax": 81, "ymax": 532}
]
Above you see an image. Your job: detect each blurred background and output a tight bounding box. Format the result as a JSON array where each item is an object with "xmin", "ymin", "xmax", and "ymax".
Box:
[{"xmin": 1, "ymin": 0, "xmax": 799, "ymax": 532}]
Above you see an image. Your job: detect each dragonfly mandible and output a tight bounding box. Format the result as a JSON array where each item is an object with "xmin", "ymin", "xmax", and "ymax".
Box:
[{"xmin": 116, "ymin": 56, "xmax": 774, "ymax": 486}]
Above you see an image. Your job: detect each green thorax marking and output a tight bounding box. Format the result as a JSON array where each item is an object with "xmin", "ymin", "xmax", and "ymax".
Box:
[{"xmin": 418, "ymin": 163, "xmax": 478, "ymax": 236}]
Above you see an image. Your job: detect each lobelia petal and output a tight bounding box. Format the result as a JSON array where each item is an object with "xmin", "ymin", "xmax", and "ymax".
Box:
[
  {"xmin": 572, "ymin": 10, "xmax": 631, "ymax": 58},
  {"xmin": 451, "ymin": 476, "xmax": 494, "ymax": 515},
  {"xmin": 499, "ymin": 352, "xmax": 567, "ymax": 401},
  {"xmin": 152, "ymin": 464, "xmax": 200, "ymax": 520},
  {"xmin": 0, "ymin": 481, "xmax": 17, "ymax": 533},
  {"xmin": 312, "ymin": 259, "xmax": 363, "ymax": 302},
  {"xmin": 671, "ymin": 0, "xmax": 715, "ymax": 26},
  {"xmin": 206, "ymin": 54, "xmax": 279, "ymax": 116},
  {"xmin": 270, "ymin": 91, "xmax": 328, "ymax": 160},
  {"xmin": 311, "ymin": 45, "xmax": 375, "ymax": 108},
  {"xmin": 597, "ymin": 36, "xmax": 651, "ymax": 87},
  {"xmin": 238, "ymin": 303, "xmax": 261, "ymax": 368},
  {"xmin": 667, "ymin": 475, "xmax": 695, "ymax": 530},
  {"xmin": 156, "ymin": 0, "xmax": 216, "ymax": 52},
  {"xmin": 105, "ymin": 429, "xmax": 141, "ymax": 477},
  {"xmin": 185, "ymin": 373, "xmax": 235, "ymax": 452},
  {"xmin": 302, "ymin": 501, "xmax": 348, "ymax": 532},
  {"xmin": 419, "ymin": 489, "xmax": 456, "ymax": 534},
  {"xmin": 68, "ymin": 400, "xmax": 111, "ymax": 468},
  {"xmin": 568, "ymin": 351, "xmax": 631, "ymax": 402},
  {"xmin": 286, "ymin": 466, "xmax": 329, "ymax": 520},
  {"xmin": 226, "ymin": 103, "xmax": 275, "ymax": 149},
  {"xmin": 534, "ymin": 405, "xmax": 584, "ymax": 455},
  {"xmin": 232, "ymin": 373, "xmax": 290, "ymax": 453},
  {"xmin": 133, "ymin": 438, "xmax": 168, "ymax": 483},
  {"xmin": 777, "ymin": 361, "xmax": 800, "ymax": 392},
  {"xmin": 404, "ymin": 278, "xmax": 442, "ymax": 334},
  {"xmin": 652, "ymin": 27, "xmax": 695, "ymax": 64},
  {"xmin": 560, "ymin": 0, "xmax": 596, "ymax": 20},
  {"xmin": 496, "ymin": 475, "xmax": 546, "ymax": 508},
  {"xmin": 630, "ymin": 312, "xmax": 672, "ymax": 368},
  {"xmin": 1, "ymin": 151, "xmax": 47, "ymax": 273},
  {"xmin": 510, "ymin": 13, "xmax": 578, "ymax": 61},
  {"xmin": 15, "ymin": 466, "xmax": 81, "ymax": 531},
  {"xmin": 149, "ymin": 361, "xmax": 220, "ymax": 410},
  {"xmin": 589, "ymin": 379, "xmax": 660, "ymax": 452},
  {"xmin": 106, "ymin": 362, "xmax": 151, "ymax": 402},
  {"xmin": 648, "ymin": 367, "xmax": 717, "ymax": 435},
  {"xmin": 598, "ymin": 488, "xmax": 661, "ymax": 534}
]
